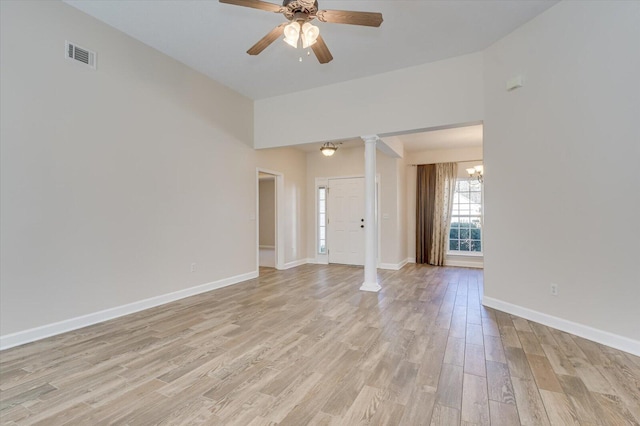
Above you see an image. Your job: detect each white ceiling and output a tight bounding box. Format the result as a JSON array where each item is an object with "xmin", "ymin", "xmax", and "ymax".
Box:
[{"xmin": 64, "ymin": 0, "xmax": 557, "ymax": 100}]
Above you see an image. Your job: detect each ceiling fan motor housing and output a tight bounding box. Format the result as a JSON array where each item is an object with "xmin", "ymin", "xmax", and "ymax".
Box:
[{"xmin": 282, "ymin": 0, "xmax": 318, "ymax": 21}]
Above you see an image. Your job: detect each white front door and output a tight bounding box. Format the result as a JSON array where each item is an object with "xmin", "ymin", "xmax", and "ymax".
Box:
[{"xmin": 328, "ymin": 177, "xmax": 365, "ymax": 266}]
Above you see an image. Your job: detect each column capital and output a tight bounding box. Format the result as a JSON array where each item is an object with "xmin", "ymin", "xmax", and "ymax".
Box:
[{"xmin": 360, "ymin": 135, "xmax": 379, "ymax": 144}]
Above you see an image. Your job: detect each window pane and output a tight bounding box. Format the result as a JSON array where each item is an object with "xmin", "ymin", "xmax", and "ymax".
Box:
[
  {"xmin": 449, "ymin": 228, "xmax": 459, "ymax": 239},
  {"xmin": 470, "ymin": 228, "xmax": 481, "ymax": 239},
  {"xmin": 449, "ymin": 178, "xmax": 483, "ymax": 253},
  {"xmin": 318, "ymin": 187, "xmax": 327, "ymax": 254}
]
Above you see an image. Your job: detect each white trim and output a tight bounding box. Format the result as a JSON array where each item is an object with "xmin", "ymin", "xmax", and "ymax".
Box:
[
  {"xmin": 378, "ymin": 258, "xmax": 410, "ymax": 271},
  {"xmin": 483, "ymin": 296, "xmax": 640, "ymax": 357},
  {"xmin": 279, "ymin": 258, "xmax": 311, "ymax": 270},
  {"xmin": 407, "ymin": 257, "xmax": 416, "ymax": 263},
  {"xmin": 447, "ymin": 251, "xmax": 484, "ymax": 257},
  {"xmin": 0, "ymin": 271, "xmax": 258, "ymax": 351},
  {"xmin": 444, "ymin": 259, "xmax": 484, "ymax": 269}
]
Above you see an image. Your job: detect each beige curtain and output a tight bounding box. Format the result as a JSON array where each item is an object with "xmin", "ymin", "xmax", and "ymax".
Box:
[
  {"xmin": 430, "ymin": 162, "xmax": 458, "ymax": 265},
  {"xmin": 416, "ymin": 162, "xmax": 458, "ymax": 266}
]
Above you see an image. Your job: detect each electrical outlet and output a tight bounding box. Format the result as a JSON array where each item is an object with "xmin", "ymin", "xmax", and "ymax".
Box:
[
  {"xmin": 550, "ymin": 283, "xmax": 558, "ymax": 296},
  {"xmin": 190, "ymin": 263, "xmax": 196, "ymax": 273}
]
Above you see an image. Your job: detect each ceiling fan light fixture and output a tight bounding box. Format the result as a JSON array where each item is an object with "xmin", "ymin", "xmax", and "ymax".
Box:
[
  {"xmin": 320, "ymin": 142, "xmax": 338, "ymax": 156},
  {"xmin": 223, "ymin": 0, "xmax": 384, "ymax": 64},
  {"xmin": 301, "ymin": 22, "xmax": 319, "ymax": 48},
  {"xmin": 283, "ymin": 21, "xmax": 300, "ymax": 47}
]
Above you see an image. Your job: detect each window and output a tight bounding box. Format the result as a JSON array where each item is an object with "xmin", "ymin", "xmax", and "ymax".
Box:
[
  {"xmin": 318, "ymin": 186, "xmax": 327, "ymax": 254},
  {"xmin": 449, "ymin": 179, "xmax": 482, "ymax": 253}
]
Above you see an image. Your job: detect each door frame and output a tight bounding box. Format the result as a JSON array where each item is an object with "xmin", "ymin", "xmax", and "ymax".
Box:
[
  {"xmin": 315, "ymin": 174, "xmax": 380, "ymax": 266},
  {"xmin": 256, "ymin": 168, "xmax": 285, "ymax": 271}
]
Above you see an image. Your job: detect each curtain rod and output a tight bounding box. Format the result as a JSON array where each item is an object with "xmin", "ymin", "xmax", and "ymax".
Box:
[{"xmin": 409, "ymin": 159, "xmax": 483, "ymax": 166}]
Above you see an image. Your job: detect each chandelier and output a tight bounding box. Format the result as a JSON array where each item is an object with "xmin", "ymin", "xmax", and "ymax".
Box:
[{"xmin": 466, "ymin": 165, "xmax": 484, "ymax": 183}]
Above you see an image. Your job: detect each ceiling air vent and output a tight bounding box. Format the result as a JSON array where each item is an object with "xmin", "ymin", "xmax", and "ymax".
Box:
[{"xmin": 65, "ymin": 41, "xmax": 96, "ymax": 69}]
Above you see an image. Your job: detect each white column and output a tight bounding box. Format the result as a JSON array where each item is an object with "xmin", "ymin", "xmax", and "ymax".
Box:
[{"xmin": 360, "ymin": 135, "xmax": 381, "ymax": 292}]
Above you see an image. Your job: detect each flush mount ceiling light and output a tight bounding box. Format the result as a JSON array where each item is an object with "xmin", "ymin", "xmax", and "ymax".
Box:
[
  {"xmin": 219, "ymin": 0, "xmax": 383, "ymax": 64},
  {"xmin": 466, "ymin": 165, "xmax": 484, "ymax": 183},
  {"xmin": 320, "ymin": 142, "xmax": 338, "ymax": 156}
]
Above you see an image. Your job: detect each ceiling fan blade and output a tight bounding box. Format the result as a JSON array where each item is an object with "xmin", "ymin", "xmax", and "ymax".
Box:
[
  {"xmin": 311, "ymin": 35, "xmax": 333, "ymax": 64},
  {"xmin": 315, "ymin": 9, "xmax": 383, "ymax": 27},
  {"xmin": 219, "ymin": 0, "xmax": 283, "ymax": 13},
  {"xmin": 247, "ymin": 23, "xmax": 286, "ymax": 55}
]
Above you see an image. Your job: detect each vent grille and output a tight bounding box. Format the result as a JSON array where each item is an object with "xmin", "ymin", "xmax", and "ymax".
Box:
[{"xmin": 65, "ymin": 41, "xmax": 96, "ymax": 69}]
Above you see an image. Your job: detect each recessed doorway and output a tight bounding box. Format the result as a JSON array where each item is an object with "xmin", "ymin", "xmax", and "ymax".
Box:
[{"xmin": 256, "ymin": 168, "xmax": 285, "ymax": 273}]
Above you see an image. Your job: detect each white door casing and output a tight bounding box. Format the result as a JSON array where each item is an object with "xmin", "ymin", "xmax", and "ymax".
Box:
[
  {"xmin": 256, "ymin": 168, "xmax": 285, "ymax": 271},
  {"xmin": 327, "ymin": 177, "xmax": 365, "ymax": 266}
]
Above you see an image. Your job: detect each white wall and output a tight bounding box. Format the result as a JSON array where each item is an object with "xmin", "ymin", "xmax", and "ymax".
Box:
[
  {"xmin": 306, "ymin": 146, "xmax": 406, "ymax": 267},
  {"xmin": 254, "ymin": 52, "xmax": 484, "ymax": 148},
  {"xmin": 0, "ymin": 1, "xmax": 257, "ymax": 338},
  {"xmin": 256, "ymin": 147, "xmax": 307, "ymax": 264},
  {"xmin": 483, "ymin": 0, "xmax": 640, "ymax": 347},
  {"xmin": 406, "ymin": 147, "xmax": 484, "ymax": 268},
  {"xmin": 258, "ymin": 178, "xmax": 275, "ymax": 246}
]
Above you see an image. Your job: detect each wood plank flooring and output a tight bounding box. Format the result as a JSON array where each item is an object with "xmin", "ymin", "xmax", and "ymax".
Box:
[{"xmin": 1, "ymin": 264, "xmax": 639, "ymax": 425}]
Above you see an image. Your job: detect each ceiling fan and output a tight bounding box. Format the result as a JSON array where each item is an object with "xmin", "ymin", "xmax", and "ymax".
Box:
[{"xmin": 219, "ymin": 0, "xmax": 383, "ymax": 64}]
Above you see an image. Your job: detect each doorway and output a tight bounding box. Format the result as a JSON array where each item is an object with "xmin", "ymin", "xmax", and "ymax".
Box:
[
  {"xmin": 258, "ymin": 173, "xmax": 276, "ymax": 268},
  {"xmin": 256, "ymin": 169, "xmax": 285, "ymax": 272}
]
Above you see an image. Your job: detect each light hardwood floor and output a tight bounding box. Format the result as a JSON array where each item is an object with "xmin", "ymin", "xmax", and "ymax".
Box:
[{"xmin": 1, "ymin": 264, "xmax": 639, "ymax": 425}]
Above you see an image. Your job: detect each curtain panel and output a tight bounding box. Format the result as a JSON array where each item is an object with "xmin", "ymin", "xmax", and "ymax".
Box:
[
  {"xmin": 416, "ymin": 164, "xmax": 436, "ymax": 264},
  {"xmin": 416, "ymin": 162, "xmax": 458, "ymax": 266}
]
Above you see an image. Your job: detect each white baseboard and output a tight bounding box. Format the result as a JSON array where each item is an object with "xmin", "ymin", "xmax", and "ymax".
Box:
[
  {"xmin": 445, "ymin": 258, "xmax": 484, "ymax": 269},
  {"xmin": 407, "ymin": 257, "xmax": 416, "ymax": 264},
  {"xmin": 0, "ymin": 270, "xmax": 258, "ymax": 351},
  {"xmin": 483, "ymin": 296, "xmax": 640, "ymax": 357},
  {"xmin": 279, "ymin": 258, "xmax": 312, "ymax": 270},
  {"xmin": 378, "ymin": 258, "xmax": 411, "ymax": 271}
]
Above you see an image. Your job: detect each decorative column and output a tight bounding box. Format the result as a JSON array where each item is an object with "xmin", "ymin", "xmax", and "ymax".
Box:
[{"xmin": 360, "ymin": 135, "xmax": 381, "ymax": 292}]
